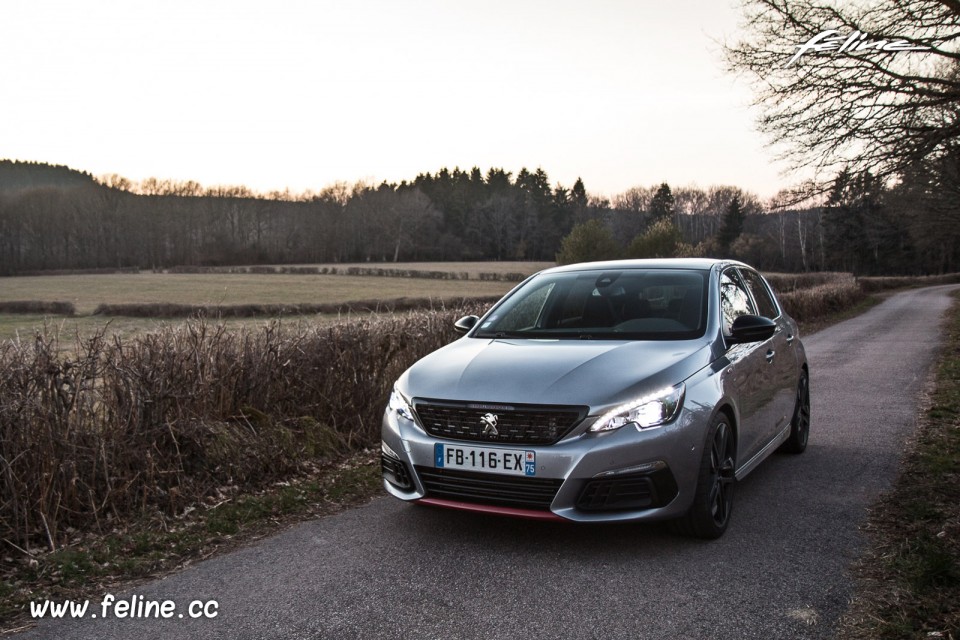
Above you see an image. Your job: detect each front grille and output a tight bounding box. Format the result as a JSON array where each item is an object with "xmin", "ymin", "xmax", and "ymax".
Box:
[
  {"xmin": 415, "ymin": 466, "xmax": 563, "ymax": 510},
  {"xmin": 413, "ymin": 400, "xmax": 586, "ymax": 445}
]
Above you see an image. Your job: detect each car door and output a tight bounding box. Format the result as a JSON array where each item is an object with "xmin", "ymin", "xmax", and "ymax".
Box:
[
  {"xmin": 738, "ymin": 267, "xmax": 797, "ymax": 444},
  {"xmin": 719, "ymin": 267, "xmax": 773, "ymax": 467}
]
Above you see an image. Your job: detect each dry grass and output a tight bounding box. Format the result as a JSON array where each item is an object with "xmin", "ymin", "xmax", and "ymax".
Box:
[
  {"xmin": 0, "ymin": 450, "xmax": 382, "ymax": 629},
  {"xmin": 0, "ymin": 304, "xmax": 489, "ymax": 551}
]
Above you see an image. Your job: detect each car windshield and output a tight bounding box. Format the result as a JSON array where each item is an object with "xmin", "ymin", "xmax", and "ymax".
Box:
[{"xmin": 474, "ymin": 268, "xmax": 708, "ymax": 340}]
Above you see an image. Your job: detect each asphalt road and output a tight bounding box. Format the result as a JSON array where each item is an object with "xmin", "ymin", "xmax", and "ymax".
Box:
[{"xmin": 20, "ymin": 285, "xmax": 959, "ymax": 640}]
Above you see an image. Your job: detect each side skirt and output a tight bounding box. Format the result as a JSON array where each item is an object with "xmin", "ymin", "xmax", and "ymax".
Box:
[{"xmin": 735, "ymin": 424, "xmax": 791, "ymax": 481}]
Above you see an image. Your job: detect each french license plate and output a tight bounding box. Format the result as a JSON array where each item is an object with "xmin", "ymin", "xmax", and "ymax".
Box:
[{"xmin": 434, "ymin": 443, "xmax": 536, "ymax": 477}]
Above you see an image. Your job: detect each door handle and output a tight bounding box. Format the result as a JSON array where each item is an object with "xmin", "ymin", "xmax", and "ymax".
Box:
[
  {"xmin": 766, "ymin": 350, "xmax": 776, "ymax": 363},
  {"xmin": 786, "ymin": 334, "xmax": 795, "ymax": 345}
]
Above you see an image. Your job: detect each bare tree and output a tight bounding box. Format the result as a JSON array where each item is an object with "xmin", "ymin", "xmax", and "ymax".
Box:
[
  {"xmin": 726, "ymin": 0, "xmax": 960, "ymax": 181},
  {"xmin": 612, "ymin": 186, "xmax": 656, "ymax": 239}
]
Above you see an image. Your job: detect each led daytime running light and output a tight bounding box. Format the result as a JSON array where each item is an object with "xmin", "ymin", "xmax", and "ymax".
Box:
[
  {"xmin": 590, "ymin": 384, "xmax": 684, "ymax": 432},
  {"xmin": 389, "ymin": 388, "xmax": 416, "ymax": 422}
]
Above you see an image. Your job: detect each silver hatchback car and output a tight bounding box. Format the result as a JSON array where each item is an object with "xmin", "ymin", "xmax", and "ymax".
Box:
[{"xmin": 381, "ymin": 259, "xmax": 809, "ymax": 538}]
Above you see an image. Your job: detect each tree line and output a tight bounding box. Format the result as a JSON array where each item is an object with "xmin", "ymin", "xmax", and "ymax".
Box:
[
  {"xmin": 0, "ymin": 163, "xmax": 589, "ymax": 272},
  {"xmin": 0, "ymin": 158, "xmax": 957, "ymax": 276}
]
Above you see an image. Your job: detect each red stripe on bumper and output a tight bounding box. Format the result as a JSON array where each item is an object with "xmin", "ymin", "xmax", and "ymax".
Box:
[{"xmin": 416, "ymin": 498, "xmax": 565, "ymax": 522}]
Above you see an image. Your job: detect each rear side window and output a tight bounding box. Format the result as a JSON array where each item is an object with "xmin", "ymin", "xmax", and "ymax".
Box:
[{"xmin": 739, "ymin": 269, "xmax": 779, "ymax": 320}]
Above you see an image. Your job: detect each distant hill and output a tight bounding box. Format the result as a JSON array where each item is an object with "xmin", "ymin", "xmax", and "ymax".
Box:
[{"xmin": 0, "ymin": 159, "xmax": 98, "ymax": 191}]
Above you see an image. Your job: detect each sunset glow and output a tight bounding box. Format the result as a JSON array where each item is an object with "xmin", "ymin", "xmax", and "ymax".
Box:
[{"xmin": 1, "ymin": 0, "xmax": 793, "ymax": 197}]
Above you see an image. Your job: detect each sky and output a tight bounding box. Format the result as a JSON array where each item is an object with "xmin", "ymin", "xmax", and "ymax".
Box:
[{"xmin": 0, "ymin": 0, "xmax": 799, "ymax": 199}]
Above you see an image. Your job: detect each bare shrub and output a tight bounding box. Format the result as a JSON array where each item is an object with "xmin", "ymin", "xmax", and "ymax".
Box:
[
  {"xmin": 777, "ymin": 281, "xmax": 865, "ymax": 322},
  {"xmin": 763, "ymin": 272, "xmax": 852, "ymax": 293},
  {"xmin": 478, "ymin": 272, "xmax": 526, "ymax": 282},
  {"xmin": 858, "ymin": 273, "xmax": 960, "ymax": 293},
  {"xmin": 91, "ymin": 296, "xmax": 502, "ymax": 318},
  {"xmin": 0, "ymin": 301, "xmax": 76, "ymax": 315},
  {"xmin": 13, "ymin": 267, "xmax": 140, "ymax": 277}
]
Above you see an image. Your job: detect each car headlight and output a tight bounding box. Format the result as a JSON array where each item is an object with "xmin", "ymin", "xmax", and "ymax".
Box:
[
  {"xmin": 590, "ymin": 383, "xmax": 685, "ymax": 432},
  {"xmin": 389, "ymin": 387, "xmax": 416, "ymax": 422}
]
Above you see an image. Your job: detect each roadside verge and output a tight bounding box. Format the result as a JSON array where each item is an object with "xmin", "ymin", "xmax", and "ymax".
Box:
[{"xmin": 839, "ymin": 292, "xmax": 960, "ymax": 638}]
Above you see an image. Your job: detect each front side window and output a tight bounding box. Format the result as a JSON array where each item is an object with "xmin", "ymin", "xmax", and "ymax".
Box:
[
  {"xmin": 474, "ymin": 269, "xmax": 708, "ymax": 340},
  {"xmin": 739, "ymin": 268, "xmax": 779, "ymax": 320},
  {"xmin": 720, "ymin": 269, "xmax": 756, "ymax": 335},
  {"xmin": 494, "ymin": 282, "xmax": 555, "ymax": 332}
]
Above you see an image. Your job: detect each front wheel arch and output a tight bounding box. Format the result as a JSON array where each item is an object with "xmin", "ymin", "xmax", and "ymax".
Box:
[
  {"xmin": 675, "ymin": 410, "xmax": 738, "ymax": 539},
  {"xmin": 710, "ymin": 404, "xmax": 738, "ymax": 460}
]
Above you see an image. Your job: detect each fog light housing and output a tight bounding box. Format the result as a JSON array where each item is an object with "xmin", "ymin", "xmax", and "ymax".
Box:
[{"xmin": 381, "ymin": 441, "xmax": 413, "ymax": 490}]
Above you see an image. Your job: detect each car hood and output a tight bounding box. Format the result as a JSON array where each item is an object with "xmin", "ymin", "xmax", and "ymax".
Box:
[{"xmin": 402, "ymin": 337, "xmax": 715, "ymax": 411}]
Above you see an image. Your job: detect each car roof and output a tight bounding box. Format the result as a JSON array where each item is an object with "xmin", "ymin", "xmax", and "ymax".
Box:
[{"xmin": 541, "ymin": 258, "xmax": 747, "ymax": 275}]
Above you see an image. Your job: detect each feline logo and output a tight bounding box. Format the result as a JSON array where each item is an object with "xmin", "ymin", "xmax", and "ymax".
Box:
[{"xmin": 786, "ymin": 30, "xmax": 932, "ymax": 67}]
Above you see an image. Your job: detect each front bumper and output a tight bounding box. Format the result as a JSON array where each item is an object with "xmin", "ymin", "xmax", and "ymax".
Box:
[{"xmin": 381, "ymin": 404, "xmax": 706, "ymax": 523}]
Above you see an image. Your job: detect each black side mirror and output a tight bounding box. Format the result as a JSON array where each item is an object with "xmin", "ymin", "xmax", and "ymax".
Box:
[
  {"xmin": 453, "ymin": 315, "xmax": 479, "ymax": 335},
  {"xmin": 729, "ymin": 314, "xmax": 776, "ymax": 344}
]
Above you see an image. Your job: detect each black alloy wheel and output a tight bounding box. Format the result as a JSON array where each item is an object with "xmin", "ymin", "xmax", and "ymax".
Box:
[
  {"xmin": 676, "ymin": 414, "xmax": 736, "ymax": 539},
  {"xmin": 780, "ymin": 372, "xmax": 810, "ymax": 454},
  {"xmin": 708, "ymin": 420, "xmax": 736, "ymax": 530}
]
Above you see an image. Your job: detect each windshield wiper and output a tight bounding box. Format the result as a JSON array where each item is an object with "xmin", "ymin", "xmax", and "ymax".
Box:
[{"xmin": 476, "ymin": 330, "xmax": 523, "ymax": 339}]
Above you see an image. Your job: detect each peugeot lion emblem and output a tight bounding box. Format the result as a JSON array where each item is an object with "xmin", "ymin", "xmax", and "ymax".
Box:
[{"xmin": 480, "ymin": 413, "xmax": 499, "ymax": 436}]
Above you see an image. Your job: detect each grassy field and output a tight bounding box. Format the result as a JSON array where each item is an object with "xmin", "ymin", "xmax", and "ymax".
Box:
[
  {"xmin": 0, "ymin": 271, "xmax": 519, "ymax": 340},
  {"xmin": 0, "ymin": 264, "xmax": 860, "ymax": 341},
  {"xmin": 0, "ymin": 273, "xmax": 517, "ymax": 314}
]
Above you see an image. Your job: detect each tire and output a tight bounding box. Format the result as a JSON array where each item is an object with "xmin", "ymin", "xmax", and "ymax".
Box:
[
  {"xmin": 675, "ymin": 414, "xmax": 736, "ymax": 539},
  {"xmin": 779, "ymin": 371, "xmax": 810, "ymax": 454}
]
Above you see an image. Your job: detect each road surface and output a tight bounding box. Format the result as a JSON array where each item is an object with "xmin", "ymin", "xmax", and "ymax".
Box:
[{"xmin": 19, "ymin": 285, "xmax": 959, "ymax": 639}]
